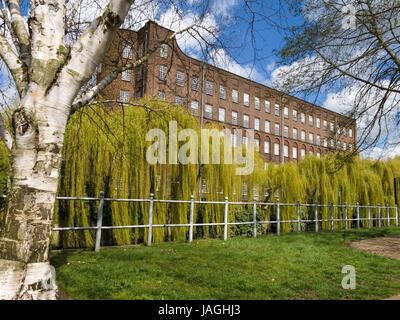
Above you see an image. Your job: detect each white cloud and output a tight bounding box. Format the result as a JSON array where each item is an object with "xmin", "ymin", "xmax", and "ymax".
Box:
[
  {"xmin": 157, "ymin": 4, "xmax": 219, "ymax": 56},
  {"xmin": 361, "ymin": 145, "xmax": 400, "ymax": 160},
  {"xmin": 208, "ymin": 48, "xmax": 267, "ymax": 83}
]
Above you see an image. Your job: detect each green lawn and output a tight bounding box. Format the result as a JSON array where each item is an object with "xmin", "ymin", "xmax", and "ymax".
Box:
[{"xmin": 51, "ymin": 227, "xmax": 400, "ymax": 300}]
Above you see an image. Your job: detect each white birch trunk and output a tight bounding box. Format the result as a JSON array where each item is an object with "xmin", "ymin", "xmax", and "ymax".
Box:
[{"xmin": 0, "ymin": 0, "xmax": 134, "ymax": 299}]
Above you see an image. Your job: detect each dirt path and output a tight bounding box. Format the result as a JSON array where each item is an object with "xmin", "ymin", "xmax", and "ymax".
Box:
[{"xmin": 349, "ymin": 236, "xmax": 400, "ymax": 300}]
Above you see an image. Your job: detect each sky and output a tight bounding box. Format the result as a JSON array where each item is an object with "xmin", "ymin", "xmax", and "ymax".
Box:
[{"xmin": 0, "ymin": 0, "xmax": 399, "ymax": 159}]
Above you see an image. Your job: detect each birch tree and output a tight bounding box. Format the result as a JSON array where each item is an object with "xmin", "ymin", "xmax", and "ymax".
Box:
[{"xmin": 0, "ymin": 0, "xmax": 223, "ymax": 300}]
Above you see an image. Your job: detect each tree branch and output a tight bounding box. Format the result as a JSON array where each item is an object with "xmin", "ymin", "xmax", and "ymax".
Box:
[
  {"xmin": 0, "ymin": 32, "xmax": 27, "ymax": 96},
  {"xmin": 6, "ymin": 0, "xmax": 30, "ymax": 66}
]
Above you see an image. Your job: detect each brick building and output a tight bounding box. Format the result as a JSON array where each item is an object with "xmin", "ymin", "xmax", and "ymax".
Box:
[{"xmin": 97, "ymin": 21, "xmax": 356, "ymax": 164}]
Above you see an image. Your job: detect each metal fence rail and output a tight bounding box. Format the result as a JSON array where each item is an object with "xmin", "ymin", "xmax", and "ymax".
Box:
[{"xmin": 0, "ymin": 193, "xmax": 399, "ymax": 252}]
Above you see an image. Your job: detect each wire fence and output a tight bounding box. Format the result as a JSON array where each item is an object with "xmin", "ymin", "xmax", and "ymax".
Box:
[{"xmin": 1, "ymin": 193, "xmax": 399, "ymax": 251}]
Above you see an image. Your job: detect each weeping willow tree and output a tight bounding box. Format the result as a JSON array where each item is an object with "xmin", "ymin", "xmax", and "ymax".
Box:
[{"xmin": 0, "ymin": 100, "xmax": 399, "ymax": 248}]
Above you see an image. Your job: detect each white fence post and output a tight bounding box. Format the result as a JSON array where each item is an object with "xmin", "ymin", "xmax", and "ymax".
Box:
[
  {"xmin": 344, "ymin": 202, "xmax": 348, "ymax": 230},
  {"xmin": 378, "ymin": 204, "xmax": 381, "ymax": 228},
  {"xmin": 147, "ymin": 193, "xmax": 154, "ymax": 246},
  {"xmin": 356, "ymin": 202, "xmax": 360, "ymax": 229},
  {"xmin": 253, "ymin": 198, "xmax": 257, "ymax": 238},
  {"xmin": 386, "ymin": 204, "xmax": 390, "ymax": 227},
  {"xmin": 297, "ymin": 200, "xmax": 301, "ymax": 233},
  {"xmin": 314, "ymin": 201, "xmax": 318, "ymax": 233},
  {"xmin": 223, "ymin": 197, "xmax": 229, "ymax": 241},
  {"xmin": 368, "ymin": 203, "xmax": 371, "ymax": 229},
  {"xmin": 396, "ymin": 205, "xmax": 399, "ymax": 227},
  {"xmin": 188, "ymin": 195, "xmax": 194, "ymax": 243},
  {"xmin": 330, "ymin": 202, "xmax": 334, "ymax": 231},
  {"xmin": 94, "ymin": 191, "xmax": 105, "ymax": 252},
  {"xmin": 276, "ymin": 199, "xmax": 280, "ymax": 236}
]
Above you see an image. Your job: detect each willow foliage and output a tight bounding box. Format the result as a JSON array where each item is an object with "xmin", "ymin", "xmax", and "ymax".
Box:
[{"xmin": 0, "ymin": 99, "xmax": 399, "ymax": 247}]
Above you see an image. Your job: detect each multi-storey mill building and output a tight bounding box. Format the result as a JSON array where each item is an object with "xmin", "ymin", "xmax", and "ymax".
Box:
[{"xmin": 97, "ymin": 21, "xmax": 357, "ymax": 164}]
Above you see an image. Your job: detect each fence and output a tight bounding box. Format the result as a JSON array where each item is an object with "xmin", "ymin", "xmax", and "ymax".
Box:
[{"xmin": 1, "ymin": 193, "xmax": 399, "ymax": 251}]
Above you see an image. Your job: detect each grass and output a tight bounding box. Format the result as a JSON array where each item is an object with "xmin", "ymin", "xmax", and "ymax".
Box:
[{"xmin": 51, "ymin": 227, "xmax": 400, "ymax": 300}]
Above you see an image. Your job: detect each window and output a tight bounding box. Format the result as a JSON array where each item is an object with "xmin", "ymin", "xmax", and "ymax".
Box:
[
  {"xmin": 324, "ymin": 120, "xmax": 328, "ymax": 130},
  {"xmin": 219, "ymin": 85, "xmax": 226, "ymax": 99},
  {"xmin": 330, "ymin": 122, "xmax": 335, "ymax": 132},
  {"xmin": 265, "ymin": 120, "xmax": 270, "ymax": 133},
  {"xmin": 301, "ymin": 112, "xmax": 306, "ymax": 124},
  {"xmin": 343, "ymin": 128, "xmax": 347, "ymax": 137},
  {"xmin": 293, "ymin": 128, "xmax": 298, "ymax": 140},
  {"xmin": 301, "ymin": 148, "xmax": 306, "ymax": 158},
  {"xmin": 301, "ymin": 130, "xmax": 306, "ymax": 141},
  {"xmin": 191, "ymin": 100, "xmax": 199, "ymax": 115},
  {"xmin": 275, "ymin": 104, "xmax": 280, "ymax": 116},
  {"xmin": 232, "ymin": 89, "xmax": 238, "ymax": 103},
  {"xmin": 254, "ymin": 139, "xmax": 260, "ymax": 151},
  {"xmin": 123, "ymin": 45, "xmax": 132, "ymax": 59},
  {"xmin": 293, "ymin": 147, "xmax": 298, "ymax": 159},
  {"xmin": 175, "ymin": 96, "xmax": 183, "ymax": 105},
  {"xmin": 274, "ymin": 143, "xmax": 280, "ymax": 156},
  {"xmin": 176, "ymin": 71, "xmax": 184, "ymax": 86},
  {"xmin": 316, "ymin": 118, "xmax": 321, "ymax": 129},
  {"xmin": 265, "ymin": 100, "xmax": 271, "ymax": 113},
  {"xmin": 138, "ymin": 43, "xmax": 144, "ymax": 58},
  {"xmin": 121, "ymin": 69, "xmax": 131, "ymax": 81},
  {"xmin": 158, "ymin": 91, "xmax": 165, "ymax": 100},
  {"xmin": 205, "ymin": 104, "xmax": 213, "ymax": 119},
  {"xmin": 337, "ymin": 141, "xmax": 341, "ymax": 149},
  {"xmin": 284, "ymin": 145, "xmax": 289, "ymax": 158},
  {"xmin": 254, "ymin": 118, "xmax": 260, "ymax": 131},
  {"xmin": 309, "ymin": 133, "xmax": 314, "ymax": 144},
  {"xmin": 244, "ymin": 93, "xmax": 250, "ymax": 106},
  {"xmin": 255, "ymin": 97, "xmax": 260, "ymax": 110},
  {"xmin": 243, "ymin": 115, "xmax": 250, "ymax": 128},
  {"xmin": 349, "ymin": 128, "xmax": 353, "ymax": 138},
  {"xmin": 343, "ymin": 142, "xmax": 347, "ymax": 151},
  {"xmin": 284, "ymin": 107, "xmax": 289, "ymax": 118},
  {"xmin": 160, "ymin": 44, "xmax": 168, "ymax": 58},
  {"xmin": 206, "ymin": 81, "xmax": 213, "ymax": 95},
  {"xmin": 243, "ymin": 136, "xmax": 248, "ymax": 146},
  {"xmin": 264, "ymin": 141, "xmax": 270, "ymax": 154},
  {"xmin": 293, "ymin": 109, "xmax": 298, "ymax": 121},
  {"xmin": 120, "ymin": 90, "xmax": 129, "ymax": 103},
  {"xmin": 275, "ymin": 123, "xmax": 280, "ymax": 135},
  {"xmin": 232, "ymin": 111, "xmax": 238, "ymax": 125},
  {"xmin": 317, "ymin": 152, "xmax": 321, "ymax": 158},
  {"xmin": 192, "ymin": 77, "xmax": 199, "ymax": 91},
  {"xmin": 309, "ymin": 115, "xmax": 314, "ymax": 126},
  {"xmin": 159, "ymin": 65, "xmax": 167, "ymax": 81},
  {"xmin": 349, "ymin": 144, "xmax": 353, "ymax": 151},
  {"xmin": 330, "ymin": 139, "xmax": 335, "ymax": 148},
  {"xmin": 219, "ymin": 108, "xmax": 225, "ymax": 122},
  {"xmin": 231, "ymin": 133, "xmax": 237, "ymax": 147},
  {"xmin": 284, "ymin": 126, "xmax": 289, "ymax": 138},
  {"xmin": 324, "ymin": 137, "xmax": 328, "ymax": 148}
]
